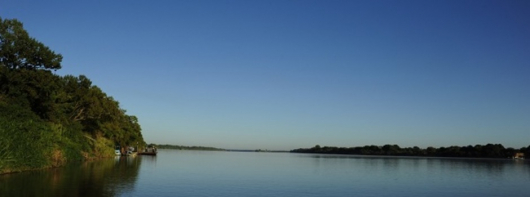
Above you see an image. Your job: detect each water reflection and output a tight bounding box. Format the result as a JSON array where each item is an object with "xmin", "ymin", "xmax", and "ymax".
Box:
[
  {"xmin": 2, "ymin": 152, "xmax": 530, "ymax": 197},
  {"xmin": 302, "ymin": 154, "xmax": 530, "ymax": 180},
  {"xmin": 0, "ymin": 156, "xmax": 141, "ymax": 197},
  {"xmin": 139, "ymin": 154, "xmax": 157, "ymax": 166},
  {"xmin": 434, "ymin": 158, "xmax": 510, "ymax": 179}
]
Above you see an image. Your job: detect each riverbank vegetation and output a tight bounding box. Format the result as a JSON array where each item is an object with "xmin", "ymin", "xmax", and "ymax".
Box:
[
  {"xmin": 0, "ymin": 17, "xmax": 145, "ymax": 174},
  {"xmin": 292, "ymin": 144, "xmax": 530, "ymax": 159},
  {"xmin": 156, "ymin": 144, "xmax": 225, "ymax": 151}
]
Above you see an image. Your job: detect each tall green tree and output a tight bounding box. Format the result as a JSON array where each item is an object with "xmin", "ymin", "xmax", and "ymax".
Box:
[{"xmin": 0, "ymin": 17, "xmax": 62, "ymax": 70}]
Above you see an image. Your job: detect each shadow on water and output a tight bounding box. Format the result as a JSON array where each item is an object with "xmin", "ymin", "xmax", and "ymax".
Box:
[{"xmin": 0, "ymin": 156, "xmax": 142, "ymax": 197}]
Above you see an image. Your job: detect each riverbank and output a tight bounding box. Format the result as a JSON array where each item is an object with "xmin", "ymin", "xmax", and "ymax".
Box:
[
  {"xmin": 156, "ymin": 144, "xmax": 226, "ymax": 151},
  {"xmin": 0, "ymin": 150, "xmax": 117, "ymax": 175},
  {"xmin": 291, "ymin": 144, "xmax": 529, "ymax": 159},
  {"xmin": 0, "ymin": 102, "xmax": 115, "ymax": 175}
]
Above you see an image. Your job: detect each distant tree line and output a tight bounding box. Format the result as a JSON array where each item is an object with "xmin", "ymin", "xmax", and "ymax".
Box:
[
  {"xmin": 0, "ymin": 18, "xmax": 145, "ymax": 173},
  {"xmin": 291, "ymin": 144, "xmax": 530, "ymax": 159},
  {"xmin": 156, "ymin": 144, "xmax": 225, "ymax": 151}
]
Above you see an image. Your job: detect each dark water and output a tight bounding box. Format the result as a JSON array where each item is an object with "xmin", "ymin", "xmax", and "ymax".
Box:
[{"xmin": 1, "ymin": 150, "xmax": 529, "ymax": 197}]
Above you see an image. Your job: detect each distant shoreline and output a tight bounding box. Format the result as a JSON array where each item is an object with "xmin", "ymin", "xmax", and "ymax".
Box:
[
  {"xmin": 154, "ymin": 144, "xmax": 290, "ymax": 153},
  {"xmin": 156, "ymin": 144, "xmax": 225, "ymax": 151},
  {"xmin": 291, "ymin": 144, "xmax": 528, "ymax": 159},
  {"xmin": 153, "ymin": 143, "xmax": 529, "ymax": 159}
]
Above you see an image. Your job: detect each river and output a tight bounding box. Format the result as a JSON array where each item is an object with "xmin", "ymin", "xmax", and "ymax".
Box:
[{"xmin": 1, "ymin": 149, "xmax": 529, "ymax": 197}]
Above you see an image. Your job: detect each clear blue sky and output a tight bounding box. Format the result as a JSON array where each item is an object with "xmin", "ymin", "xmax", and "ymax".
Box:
[{"xmin": 2, "ymin": 0, "xmax": 529, "ymax": 150}]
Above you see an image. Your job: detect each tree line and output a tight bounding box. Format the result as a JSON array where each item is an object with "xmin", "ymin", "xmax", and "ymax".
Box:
[
  {"xmin": 291, "ymin": 144, "xmax": 530, "ymax": 159},
  {"xmin": 156, "ymin": 144, "xmax": 225, "ymax": 151},
  {"xmin": 0, "ymin": 17, "xmax": 145, "ymax": 173}
]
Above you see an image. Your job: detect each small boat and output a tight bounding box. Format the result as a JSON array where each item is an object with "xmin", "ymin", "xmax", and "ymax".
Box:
[
  {"xmin": 139, "ymin": 145, "xmax": 158, "ymax": 156},
  {"xmin": 513, "ymin": 153, "xmax": 525, "ymax": 160},
  {"xmin": 126, "ymin": 146, "xmax": 137, "ymax": 156},
  {"xmin": 115, "ymin": 145, "xmax": 121, "ymax": 156}
]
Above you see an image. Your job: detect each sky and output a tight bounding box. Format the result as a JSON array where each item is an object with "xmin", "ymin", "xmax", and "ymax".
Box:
[{"xmin": 1, "ymin": 0, "xmax": 529, "ymax": 150}]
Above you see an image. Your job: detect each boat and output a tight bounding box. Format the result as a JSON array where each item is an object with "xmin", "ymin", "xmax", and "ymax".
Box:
[
  {"xmin": 513, "ymin": 153, "xmax": 525, "ymax": 160},
  {"xmin": 126, "ymin": 146, "xmax": 137, "ymax": 156},
  {"xmin": 115, "ymin": 145, "xmax": 138, "ymax": 156},
  {"xmin": 115, "ymin": 145, "xmax": 122, "ymax": 156},
  {"xmin": 139, "ymin": 145, "xmax": 158, "ymax": 156}
]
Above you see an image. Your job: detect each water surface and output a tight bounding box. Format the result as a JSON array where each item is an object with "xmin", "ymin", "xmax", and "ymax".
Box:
[{"xmin": 1, "ymin": 150, "xmax": 529, "ymax": 197}]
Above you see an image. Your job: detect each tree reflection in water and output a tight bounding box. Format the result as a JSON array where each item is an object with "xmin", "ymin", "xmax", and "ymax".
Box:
[{"xmin": 0, "ymin": 156, "xmax": 141, "ymax": 197}]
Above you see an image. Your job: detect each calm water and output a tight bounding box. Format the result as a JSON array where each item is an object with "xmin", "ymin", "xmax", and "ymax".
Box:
[{"xmin": 1, "ymin": 150, "xmax": 529, "ymax": 197}]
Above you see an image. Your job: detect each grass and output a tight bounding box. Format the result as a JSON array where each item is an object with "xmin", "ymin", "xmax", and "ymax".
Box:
[{"xmin": 0, "ymin": 103, "xmax": 115, "ymax": 174}]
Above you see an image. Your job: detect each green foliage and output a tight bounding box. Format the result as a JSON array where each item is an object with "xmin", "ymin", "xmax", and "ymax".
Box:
[
  {"xmin": 0, "ymin": 17, "xmax": 62, "ymax": 70},
  {"xmin": 48, "ymin": 122, "xmax": 88, "ymax": 163},
  {"xmin": 0, "ymin": 17, "xmax": 145, "ymax": 173},
  {"xmin": 0, "ymin": 103, "xmax": 54, "ymax": 172},
  {"xmin": 0, "ymin": 68, "xmax": 60, "ymax": 120}
]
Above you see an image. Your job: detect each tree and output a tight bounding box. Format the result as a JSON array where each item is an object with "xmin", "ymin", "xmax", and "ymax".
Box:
[
  {"xmin": 311, "ymin": 145, "xmax": 321, "ymax": 152},
  {"xmin": 382, "ymin": 144, "xmax": 402, "ymax": 155},
  {"xmin": 0, "ymin": 18, "xmax": 146, "ymax": 172},
  {"xmin": 0, "ymin": 17, "xmax": 62, "ymax": 70}
]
